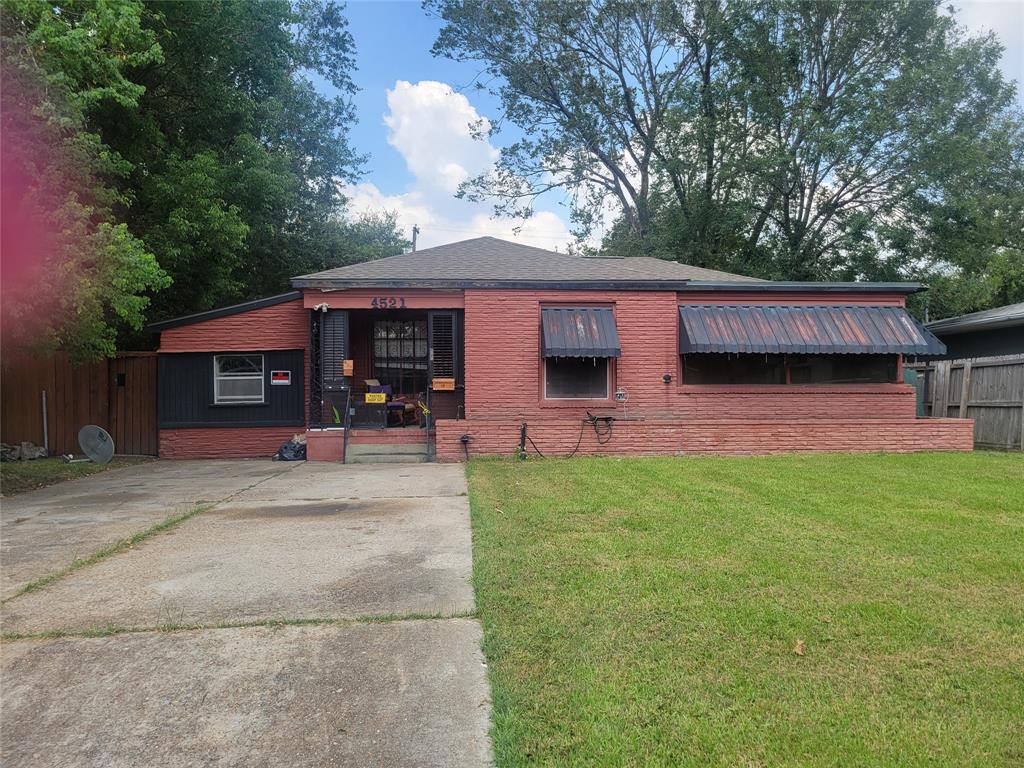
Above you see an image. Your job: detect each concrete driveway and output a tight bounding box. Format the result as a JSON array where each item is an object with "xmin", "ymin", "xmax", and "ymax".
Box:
[
  {"xmin": 1, "ymin": 461, "xmax": 491, "ymax": 767},
  {"xmin": 1, "ymin": 460, "xmax": 300, "ymax": 600}
]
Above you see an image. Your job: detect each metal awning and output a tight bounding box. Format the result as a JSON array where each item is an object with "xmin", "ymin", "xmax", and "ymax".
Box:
[
  {"xmin": 678, "ymin": 305, "xmax": 947, "ymax": 355},
  {"xmin": 541, "ymin": 308, "xmax": 621, "ymax": 358}
]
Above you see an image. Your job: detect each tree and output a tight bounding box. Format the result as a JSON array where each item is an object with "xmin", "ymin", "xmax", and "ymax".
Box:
[
  {"xmin": 4, "ymin": 0, "xmax": 409, "ymax": 356},
  {"xmin": 429, "ymin": 0, "xmax": 1022, "ymax": 299},
  {"xmin": 1, "ymin": 0, "xmax": 170, "ymax": 359},
  {"xmin": 97, "ymin": 0, "xmax": 368, "ymax": 321},
  {"xmin": 903, "ymin": 113, "xmax": 1024, "ymax": 320}
]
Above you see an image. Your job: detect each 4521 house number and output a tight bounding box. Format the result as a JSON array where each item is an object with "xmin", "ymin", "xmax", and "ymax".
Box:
[{"xmin": 370, "ymin": 296, "xmax": 406, "ymax": 309}]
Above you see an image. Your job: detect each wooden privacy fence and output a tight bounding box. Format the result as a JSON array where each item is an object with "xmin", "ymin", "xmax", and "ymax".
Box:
[
  {"xmin": 1, "ymin": 352, "xmax": 158, "ymax": 456},
  {"xmin": 907, "ymin": 354, "xmax": 1024, "ymax": 450}
]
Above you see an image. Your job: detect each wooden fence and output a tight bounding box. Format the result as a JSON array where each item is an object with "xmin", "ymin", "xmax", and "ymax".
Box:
[
  {"xmin": 1, "ymin": 352, "xmax": 158, "ymax": 456},
  {"xmin": 907, "ymin": 354, "xmax": 1024, "ymax": 450}
]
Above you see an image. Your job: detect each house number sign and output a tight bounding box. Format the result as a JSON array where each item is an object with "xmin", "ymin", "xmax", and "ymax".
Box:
[{"xmin": 369, "ymin": 296, "xmax": 406, "ymax": 309}]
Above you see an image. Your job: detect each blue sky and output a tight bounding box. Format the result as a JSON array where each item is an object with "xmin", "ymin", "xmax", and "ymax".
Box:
[{"xmin": 317, "ymin": 0, "xmax": 1024, "ymax": 252}]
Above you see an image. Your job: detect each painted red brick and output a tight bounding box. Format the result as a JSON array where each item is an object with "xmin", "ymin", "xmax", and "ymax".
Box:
[
  {"xmin": 159, "ymin": 299, "xmax": 308, "ymax": 353},
  {"xmin": 435, "ymin": 417, "xmax": 974, "ymax": 461},
  {"xmin": 159, "ymin": 426, "xmax": 300, "ymax": 459},
  {"xmin": 303, "ymin": 288, "xmax": 464, "ymax": 310},
  {"xmin": 462, "ymin": 288, "xmax": 916, "ymax": 422},
  {"xmin": 306, "ymin": 430, "xmax": 344, "ymax": 461}
]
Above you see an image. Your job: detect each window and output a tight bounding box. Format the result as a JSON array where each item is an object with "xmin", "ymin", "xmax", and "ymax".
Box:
[
  {"xmin": 373, "ymin": 319, "xmax": 428, "ymax": 394},
  {"xmin": 214, "ymin": 354, "xmax": 264, "ymax": 404},
  {"xmin": 683, "ymin": 354, "xmax": 786, "ymax": 385},
  {"xmin": 787, "ymin": 354, "xmax": 896, "ymax": 384},
  {"xmin": 544, "ymin": 357, "xmax": 609, "ymax": 399},
  {"xmin": 682, "ymin": 353, "xmax": 897, "ymax": 385}
]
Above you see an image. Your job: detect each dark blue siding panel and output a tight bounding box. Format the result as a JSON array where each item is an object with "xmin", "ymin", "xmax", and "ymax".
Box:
[{"xmin": 158, "ymin": 350, "xmax": 305, "ymax": 428}]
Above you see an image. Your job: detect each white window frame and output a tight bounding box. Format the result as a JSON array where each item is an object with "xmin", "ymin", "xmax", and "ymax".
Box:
[
  {"xmin": 543, "ymin": 356, "xmax": 611, "ymax": 400},
  {"xmin": 213, "ymin": 354, "xmax": 265, "ymax": 404}
]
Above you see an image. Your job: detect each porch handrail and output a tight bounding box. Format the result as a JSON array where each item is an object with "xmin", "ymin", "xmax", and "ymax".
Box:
[{"xmin": 342, "ymin": 385, "xmax": 352, "ymax": 464}]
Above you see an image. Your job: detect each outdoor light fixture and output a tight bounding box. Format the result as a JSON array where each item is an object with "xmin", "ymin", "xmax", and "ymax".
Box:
[{"xmin": 662, "ymin": 373, "xmax": 673, "ymax": 383}]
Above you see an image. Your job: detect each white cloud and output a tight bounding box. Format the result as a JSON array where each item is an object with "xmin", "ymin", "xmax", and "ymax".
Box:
[
  {"xmin": 348, "ymin": 80, "xmax": 575, "ymax": 251},
  {"xmin": 383, "ymin": 80, "xmax": 499, "ymax": 194}
]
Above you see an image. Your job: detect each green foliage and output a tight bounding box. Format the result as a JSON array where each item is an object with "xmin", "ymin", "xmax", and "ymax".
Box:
[
  {"xmin": 1, "ymin": 0, "xmax": 170, "ymax": 359},
  {"xmin": 430, "ymin": 0, "xmax": 1023, "ymax": 318},
  {"xmin": 101, "ymin": 0, "xmax": 373, "ymax": 325},
  {"xmin": 3, "ymin": 0, "xmax": 407, "ymax": 357}
]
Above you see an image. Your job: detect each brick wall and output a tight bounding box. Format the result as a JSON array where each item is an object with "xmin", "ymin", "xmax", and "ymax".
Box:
[
  {"xmin": 451, "ymin": 286, "xmax": 966, "ymax": 460},
  {"xmin": 462, "ymin": 288, "xmax": 916, "ymax": 421},
  {"xmin": 435, "ymin": 417, "xmax": 974, "ymax": 461},
  {"xmin": 159, "ymin": 426, "xmax": 300, "ymax": 459},
  {"xmin": 159, "ymin": 299, "xmax": 308, "ymax": 353},
  {"xmin": 672, "ymin": 385, "xmax": 915, "ymax": 420},
  {"xmin": 158, "ymin": 299, "xmax": 310, "ymax": 458}
]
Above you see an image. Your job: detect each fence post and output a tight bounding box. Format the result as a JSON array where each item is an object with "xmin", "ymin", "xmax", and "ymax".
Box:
[
  {"xmin": 958, "ymin": 361, "xmax": 972, "ymax": 419},
  {"xmin": 933, "ymin": 360, "xmax": 951, "ymax": 418}
]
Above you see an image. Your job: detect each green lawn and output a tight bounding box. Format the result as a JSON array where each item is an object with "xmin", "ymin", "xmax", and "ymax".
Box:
[
  {"xmin": 467, "ymin": 452, "xmax": 1024, "ymax": 767},
  {"xmin": 0, "ymin": 457, "xmax": 150, "ymax": 496}
]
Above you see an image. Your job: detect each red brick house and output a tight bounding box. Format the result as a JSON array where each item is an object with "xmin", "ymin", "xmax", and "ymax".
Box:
[{"xmin": 149, "ymin": 237, "xmax": 973, "ymax": 461}]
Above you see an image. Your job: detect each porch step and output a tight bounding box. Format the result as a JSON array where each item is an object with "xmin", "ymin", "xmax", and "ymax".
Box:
[{"xmin": 345, "ymin": 443, "xmax": 431, "ymax": 464}]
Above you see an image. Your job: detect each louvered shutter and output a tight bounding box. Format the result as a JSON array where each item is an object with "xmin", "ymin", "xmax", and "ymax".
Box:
[
  {"xmin": 321, "ymin": 310, "xmax": 348, "ymax": 386},
  {"xmin": 428, "ymin": 311, "xmax": 458, "ymax": 388}
]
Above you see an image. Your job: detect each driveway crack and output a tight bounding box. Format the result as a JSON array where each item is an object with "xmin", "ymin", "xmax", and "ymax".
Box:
[{"xmin": 1, "ymin": 610, "xmax": 480, "ymax": 642}]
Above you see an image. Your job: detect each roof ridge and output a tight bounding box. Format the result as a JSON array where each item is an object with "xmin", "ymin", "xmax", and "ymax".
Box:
[{"xmin": 291, "ymin": 235, "xmax": 763, "ymax": 285}]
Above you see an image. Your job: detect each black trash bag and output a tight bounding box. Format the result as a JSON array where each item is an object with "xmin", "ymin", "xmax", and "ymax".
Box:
[{"xmin": 274, "ymin": 439, "xmax": 306, "ymax": 461}]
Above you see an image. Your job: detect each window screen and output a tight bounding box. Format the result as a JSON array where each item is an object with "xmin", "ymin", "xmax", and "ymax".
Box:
[
  {"xmin": 682, "ymin": 353, "xmax": 897, "ymax": 384},
  {"xmin": 683, "ymin": 354, "xmax": 786, "ymax": 384},
  {"xmin": 544, "ymin": 357, "xmax": 609, "ymax": 399},
  {"xmin": 214, "ymin": 354, "xmax": 264, "ymax": 404},
  {"xmin": 787, "ymin": 354, "xmax": 896, "ymax": 384}
]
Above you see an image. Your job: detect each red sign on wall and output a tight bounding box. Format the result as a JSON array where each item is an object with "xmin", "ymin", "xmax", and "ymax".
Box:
[{"xmin": 270, "ymin": 370, "xmax": 291, "ymax": 385}]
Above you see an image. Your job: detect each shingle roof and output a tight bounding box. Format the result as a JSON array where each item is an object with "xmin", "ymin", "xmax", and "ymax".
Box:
[
  {"xmin": 292, "ymin": 236, "xmax": 763, "ymax": 288},
  {"xmin": 926, "ymin": 302, "xmax": 1024, "ymax": 335}
]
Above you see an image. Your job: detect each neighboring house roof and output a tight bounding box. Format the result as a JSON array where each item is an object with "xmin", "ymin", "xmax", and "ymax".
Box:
[
  {"xmin": 925, "ymin": 302, "xmax": 1024, "ymax": 336},
  {"xmin": 145, "ymin": 291, "xmax": 302, "ymax": 332},
  {"xmin": 293, "ymin": 236, "xmax": 763, "ymax": 289}
]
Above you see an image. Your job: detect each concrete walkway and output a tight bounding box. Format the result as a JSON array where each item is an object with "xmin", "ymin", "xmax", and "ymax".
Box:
[{"xmin": 1, "ymin": 461, "xmax": 491, "ymax": 767}]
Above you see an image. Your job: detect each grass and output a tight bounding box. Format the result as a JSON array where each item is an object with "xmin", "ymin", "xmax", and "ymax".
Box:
[
  {"xmin": 0, "ymin": 456, "xmax": 151, "ymax": 496},
  {"xmin": 3, "ymin": 504, "xmax": 211, "ymax": 602},
  {"xmin": 467, "ymin": 452, "xmax": 1024, "ymax": 767}
]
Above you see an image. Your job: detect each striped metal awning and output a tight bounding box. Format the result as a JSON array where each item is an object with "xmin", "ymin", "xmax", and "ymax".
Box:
[
  {"xmin": 541, "ymin": 308, "xmax": 622, "ymax": 358},
  {"xmin": 678, "ymin": 305, "xmax": 946, "ymax": 355}
]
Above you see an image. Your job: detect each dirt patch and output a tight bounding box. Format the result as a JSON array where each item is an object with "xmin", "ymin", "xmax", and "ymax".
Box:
[{"xmin": 219, "ymin": 499, "xmax": 414, "ymax": 519}]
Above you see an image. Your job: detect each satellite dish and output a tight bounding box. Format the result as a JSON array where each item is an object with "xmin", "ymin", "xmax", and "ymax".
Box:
[{"xmin": 78, "ymin": 425, "xmax": 115, "ymax": 464}]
